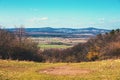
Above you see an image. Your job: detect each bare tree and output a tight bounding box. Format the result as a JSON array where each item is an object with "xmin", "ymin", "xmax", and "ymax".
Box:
[{"xmin": 14, "ymin": 25, "xmax": 26, "ymax": 44}]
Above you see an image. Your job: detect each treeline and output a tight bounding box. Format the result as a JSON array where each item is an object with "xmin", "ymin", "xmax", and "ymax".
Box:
[
  {"xmin": 0, "ymin": 28, "xmax": 120, "ymax": 62},
  {"xmin": 0, "ymin": 28, "xmax": 42, "ymax": 62},
  {"xmin": 40, "ymin": 29, "xmax": 120, "ymax": 62},
  {"xmin": 40, "ymin": 43, "xmax": 87, "ymax": 62},
  {"xmin": 86, "ymin": 29, "xmax": 120, "ymax": 60}
]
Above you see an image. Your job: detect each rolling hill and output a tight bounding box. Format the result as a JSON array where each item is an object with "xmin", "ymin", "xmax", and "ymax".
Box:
[{"xmin": 6, "ymin": 27, "xmax": 110, "ymax": 38}]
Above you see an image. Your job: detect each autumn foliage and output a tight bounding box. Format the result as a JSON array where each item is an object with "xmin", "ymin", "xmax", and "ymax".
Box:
[{"xmin": 0, "ymin": 28, "xmax": 120, "ymax": 62}]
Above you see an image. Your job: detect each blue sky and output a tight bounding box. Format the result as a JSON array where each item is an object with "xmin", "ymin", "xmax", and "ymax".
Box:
[{"xmin": 0, "ymin": 0, "xmax": 120, "ymax": 29}]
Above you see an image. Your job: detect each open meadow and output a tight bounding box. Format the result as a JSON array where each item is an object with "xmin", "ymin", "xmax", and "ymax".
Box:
[
  {"xmin": 31, "ymin": 37, "xmax": 87, "ymax": 49},
  {"xmin": 0, "ymin": 59, "xmax": 120, "ymax": 80},
  {"xmin": 38, "ymin": 44, "xmax": 72, "ymax": 49}
]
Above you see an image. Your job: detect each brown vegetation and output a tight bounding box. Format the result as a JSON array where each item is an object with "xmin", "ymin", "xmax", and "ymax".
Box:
[
  {"xmin": 0, "ymin": 27, "xmax": 42, "ymax": 61},
  {"xmin": 0, "ymin": 27, "xmax": 120, "ymax": 62},
  {"xmin": 40, "ymin": 29, "xmax": 120, "ymax": 62}
]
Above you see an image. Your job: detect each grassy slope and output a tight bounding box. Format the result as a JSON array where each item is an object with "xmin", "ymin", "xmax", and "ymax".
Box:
[{"xmin": 0, "ymin": 59, "xmax": 120, "ymax": 80}]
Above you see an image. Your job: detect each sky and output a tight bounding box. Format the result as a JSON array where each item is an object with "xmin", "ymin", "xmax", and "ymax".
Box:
[{"xmin": 0, "ymin": 0, "xmax": 120, "ymax": 29}]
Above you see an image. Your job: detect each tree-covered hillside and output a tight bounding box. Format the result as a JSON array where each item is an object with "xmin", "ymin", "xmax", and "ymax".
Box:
[
  {"xmin": 0, "ymin": 28, "xmax": 120, "ymax": 62},
  {"xmin": 40, "ymin": 29, "xmax": 120, "ymax": 62}
]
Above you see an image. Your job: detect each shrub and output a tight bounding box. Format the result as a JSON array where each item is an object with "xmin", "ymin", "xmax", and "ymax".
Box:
[{"xmin": 0, "ymin": 28, "xmax": 41, "ymax": 62}]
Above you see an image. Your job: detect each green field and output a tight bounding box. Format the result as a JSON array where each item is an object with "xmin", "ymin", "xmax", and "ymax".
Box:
[
  {"xmin": 0, "ymin": 59, "xmax": 120, "ymax": 80},
  {"xmin": 38, "ymin": 44, "xmax": 72, "ymax": 49},
  {"xmin": 33, "ymin": 37, "xmax": 87, "ymax": 49}
]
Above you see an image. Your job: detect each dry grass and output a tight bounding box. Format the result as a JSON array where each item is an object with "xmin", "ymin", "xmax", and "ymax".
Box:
[
  {"xmin": 0, "ymin": 59, "xmax": 120, "ymax": 80},
  {"xmin": 39, "ymin": 65, "xmax": 91, "ymax": 75}
]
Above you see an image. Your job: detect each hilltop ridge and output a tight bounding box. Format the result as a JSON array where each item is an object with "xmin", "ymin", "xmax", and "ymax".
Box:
[{"xmin": 7, "ymin": 27, "xmax": 110, "ymax": 38}]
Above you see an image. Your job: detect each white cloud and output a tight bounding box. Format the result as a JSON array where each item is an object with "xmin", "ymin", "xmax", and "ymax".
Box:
[
  {"xmin": 40, "ymin": 17, "xmax": 48, "ymax": 20},
  {"xmin": 28, "ymin": 17, "xmax": 48, "ymax": 23}
]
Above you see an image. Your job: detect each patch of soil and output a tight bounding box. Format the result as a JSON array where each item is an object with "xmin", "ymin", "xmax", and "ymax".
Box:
[
  {"xmin": 0, "ymin": 65, "xmax": 27, "ymax": 72},
  {"xmin": 39, "ymin": 66, "xmax": 91, "ymax": 75}
]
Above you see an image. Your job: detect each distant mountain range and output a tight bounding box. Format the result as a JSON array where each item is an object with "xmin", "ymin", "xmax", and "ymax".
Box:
[{"xmin": 7, "ymin": 27, "xmax": 111, "ymax": 38}]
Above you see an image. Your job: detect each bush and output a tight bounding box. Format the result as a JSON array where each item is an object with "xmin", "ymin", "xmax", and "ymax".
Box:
[{"xmin": 0, "ymin": 28, "xmax": 41, "ymax": 62}]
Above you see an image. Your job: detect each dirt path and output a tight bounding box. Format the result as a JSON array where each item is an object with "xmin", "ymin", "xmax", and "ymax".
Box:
[{"xmin": 39, "ymin": 65, "xmax": 91, "ymax": 75}]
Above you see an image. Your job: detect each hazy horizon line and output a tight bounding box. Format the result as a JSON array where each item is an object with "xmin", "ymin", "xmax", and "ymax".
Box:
[{"xmin": 3, "ymin": 26, "xmax": 113, "ymax": 30}]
